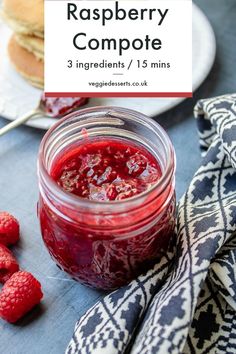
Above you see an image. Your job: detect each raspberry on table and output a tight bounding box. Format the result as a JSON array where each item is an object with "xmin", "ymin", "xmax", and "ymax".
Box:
[
  {"xmin": 0, "ymin": 271, "xmax": 43, "ymax": 323},
  {"xmin": 0, "ymin": 212, "xmax": 20, "ymax": 246},
  {"xmin": 0, "ymin": 244, "xmax": 19, "ymax": 283}
]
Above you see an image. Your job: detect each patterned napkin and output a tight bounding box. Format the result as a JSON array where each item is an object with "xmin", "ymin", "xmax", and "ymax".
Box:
[{"xmin": 66, "ymin": 94, "xmax": 236, "ymax": 354}]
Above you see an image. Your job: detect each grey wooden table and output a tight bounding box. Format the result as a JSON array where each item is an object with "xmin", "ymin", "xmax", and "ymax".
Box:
[{"xmin": 0, "ymin": 1, "xmax": 235, "ymax": 353}]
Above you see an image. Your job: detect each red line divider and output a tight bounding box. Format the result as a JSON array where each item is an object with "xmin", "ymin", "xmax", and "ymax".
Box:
[{"xmin": 45, "ymin": 92, "xmax": 193, "ymax": 98}]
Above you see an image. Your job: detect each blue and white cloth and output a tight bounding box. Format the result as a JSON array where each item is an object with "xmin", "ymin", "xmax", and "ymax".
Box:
[{"xmin": 66, "ymin": 94, "xmax": 236, "ymax": 354}]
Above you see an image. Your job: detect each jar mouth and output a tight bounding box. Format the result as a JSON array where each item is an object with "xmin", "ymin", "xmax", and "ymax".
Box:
[{"xmin": 38, "ymin": 106, "xmax": 176, "ymax": 212}]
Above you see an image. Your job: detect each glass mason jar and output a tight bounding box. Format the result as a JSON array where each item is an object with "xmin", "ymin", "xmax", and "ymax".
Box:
[{"xmin": 37, "ymin": 106, "xmax": 176, "ymax": 290}]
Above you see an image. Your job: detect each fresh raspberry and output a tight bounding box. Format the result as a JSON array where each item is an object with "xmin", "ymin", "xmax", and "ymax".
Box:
[
  {"xmin": 0, "ymin": 212, "xmax": 20, "ymax": 246},
  {"xmin": 0, "ymin": 271, "xmax": 43, "ymax": 323},
  {"xmin": 0, "ymin": 244, "xmax": 19, "ymax": 283}
]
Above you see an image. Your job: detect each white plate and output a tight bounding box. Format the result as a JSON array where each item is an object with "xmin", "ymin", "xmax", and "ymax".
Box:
[{"xmin": 0, "ymin": 3, "xmax": 216, "ymax": 130}]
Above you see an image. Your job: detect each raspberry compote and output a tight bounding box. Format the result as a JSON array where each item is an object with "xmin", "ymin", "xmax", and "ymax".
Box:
[
  {"xmin": 38, "ymin": 107, "xmax": 176, "ymax": 289},
  {"xmin": 51, "ymin": 139, "xmax": 162, "ymax": 202},
  {"xmin": 41, "ymin": 94, "xmax": 89, "ymax": 117}
]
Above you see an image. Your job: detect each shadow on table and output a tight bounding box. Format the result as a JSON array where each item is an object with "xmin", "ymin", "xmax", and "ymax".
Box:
[{"xmin": 12, "ymin": 303, "xmax": 46, "ymax": 327}]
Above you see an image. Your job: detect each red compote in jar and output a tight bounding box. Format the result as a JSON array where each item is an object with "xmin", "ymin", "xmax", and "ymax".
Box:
[{"xmin": 37, "ymin": 107, "xmax": 176, "ymax": 290}]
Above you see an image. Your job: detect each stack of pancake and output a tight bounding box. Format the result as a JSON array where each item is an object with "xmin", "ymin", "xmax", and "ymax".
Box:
[{"xmin": 1, "ymin": 0, "xmax": 44, "ymax": 89}]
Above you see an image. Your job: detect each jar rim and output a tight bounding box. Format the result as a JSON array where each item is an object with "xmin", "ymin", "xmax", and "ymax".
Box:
[{"xmin": 38, "ymin": 106, "xmax": 176, "ymax": 212}]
